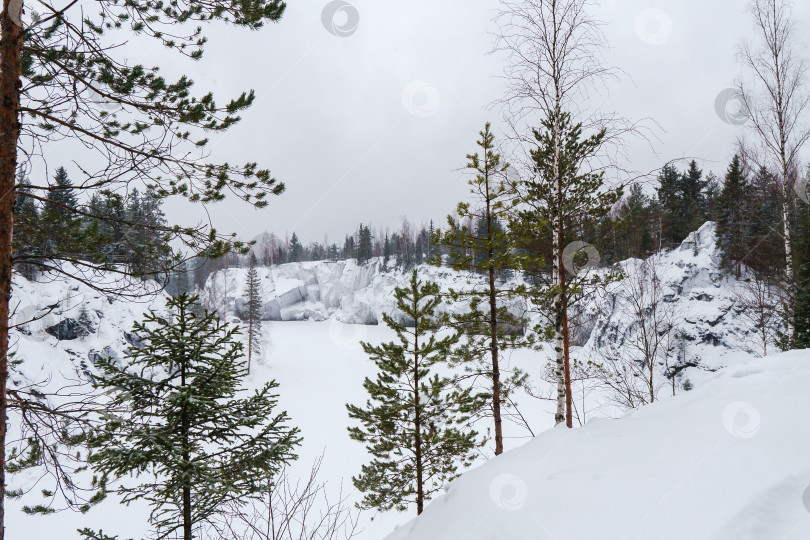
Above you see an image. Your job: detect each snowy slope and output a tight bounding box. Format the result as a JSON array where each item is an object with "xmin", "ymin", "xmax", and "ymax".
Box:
[
  {"xmin": 384, "ymin": 349, "xmax": 810, "ymax": 540},
  {"xmin": 579, "ymin": 222, "xmax": 779, "ymax": 370},
  {"xmin": 4, "ymin": 222, "xmax": 792, "ymax": 539}
]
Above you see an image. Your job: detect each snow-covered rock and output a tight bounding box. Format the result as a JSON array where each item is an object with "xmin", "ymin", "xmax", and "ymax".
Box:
[
  {"xmin": 580, "ymin": 222, "xmax": 781, "ymax": 372},
  {"xmin": 202, "ymin": 222, "xmax": 781, "ymax": 373},
  {"xmin": 199, "ymin": 259, "xmax": 489, "ymax": 326}
]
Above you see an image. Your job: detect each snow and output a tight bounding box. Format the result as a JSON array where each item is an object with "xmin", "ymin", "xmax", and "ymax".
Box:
[
  {"xmin": 4, "ymin": 223, "xmax": 802, "ymax": 539},
  {"xmin": 384, "ymin": 349, "xmax": 810, "ymax": 540}
]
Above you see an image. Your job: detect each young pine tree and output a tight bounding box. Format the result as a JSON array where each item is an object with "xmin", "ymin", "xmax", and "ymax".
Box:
[
  {"xmin": 437, "ymin": 123, "xmax": 528, "ymax": 455},
  {"xmin": 346, "ymin": 271, "xmax": 483, "ymax": 515},
  {"xmin": 510, "ymin": 111, "xmax": 622, "ymax": 427},
  {"xmin": 88, "ymin": 294, "xmax": 300, "ymax": 540},
  {"xmin": 243, "ymin": 254, "xmax": 265, "ymax": 373}
]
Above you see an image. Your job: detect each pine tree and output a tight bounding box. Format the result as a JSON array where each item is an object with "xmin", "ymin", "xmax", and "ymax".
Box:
[
  {"xmin": 243, "ymin": 254, "xmax": 264, "ymax": 373},
  {"xmin": 438, "ymin": 123, "xmax": 528, "ymax": 455},
  {"xmin": 346, "ymin": 271, "xmax": 483, "ymax": 515},
  {"xmin": 88, "ymin": 294, "xmax": 300, "ymax": 540},
  {"xmin": 510, "ymin": 111, "xmax": 622, "ymax": 427}
]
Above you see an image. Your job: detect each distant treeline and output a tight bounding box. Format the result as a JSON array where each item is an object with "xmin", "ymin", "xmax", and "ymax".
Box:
[
  {"xmin": 14, "ymin": 166, "xmax": 172, "ymax": 280},
  {"xmin": 174, "ymin": 155, "xmax": 809, "ymax": 305}
]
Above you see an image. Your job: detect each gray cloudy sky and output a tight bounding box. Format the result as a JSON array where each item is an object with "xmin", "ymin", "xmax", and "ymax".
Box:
[{"xmin": 159, "ymin": 0, "xmax": 809, "ymax": 244}]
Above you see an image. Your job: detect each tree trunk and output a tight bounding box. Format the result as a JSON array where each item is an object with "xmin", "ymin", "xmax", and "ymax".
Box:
[
  {"xmin": 489, "ymin": 244, "xmax": 503, "ymax": 455},
  {"xmin": 180, "ymin": 303, "xmax": 192, "ymax": 540},
  {"xmin": 0, "ymin": 2, "xmax": 23, "ymax": 537},
  {"xmin": 552, "ymin": 108, "xmax": 565, "ymax": 427},
  {"xmin": 247, "ymin": 316, "xmax": 253, "ymax": 374},
  {"xmin": 561, "ymin": 278, "xmax": 573, "ymax": 428},
  {"xmin": 412, "ymin": 299, "xmax": 423, "ymax": 515},
  {"xmin": 486, "ymin": 171, "xmax": 504, "ymax": 455}
]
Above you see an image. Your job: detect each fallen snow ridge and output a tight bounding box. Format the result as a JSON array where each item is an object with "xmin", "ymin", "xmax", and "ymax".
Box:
[{"xmin": 385, "ymin": 349, "xmax": 810, "ymax": 540}]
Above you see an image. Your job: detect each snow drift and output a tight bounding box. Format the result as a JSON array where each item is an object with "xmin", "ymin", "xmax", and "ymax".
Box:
[{"xmin": 384, "ymin": 349, "xmax": 810, "ymax": 540}]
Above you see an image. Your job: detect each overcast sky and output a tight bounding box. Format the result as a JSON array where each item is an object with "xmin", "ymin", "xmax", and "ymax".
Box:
[{"xmin": 145, "ymin": 0, "xmax": 807, "ymax": 244}]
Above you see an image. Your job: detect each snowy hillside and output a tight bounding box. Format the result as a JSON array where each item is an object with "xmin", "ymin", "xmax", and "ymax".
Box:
[
  {"xmin": 579, "ymin": 222, "xmax": 779, "ymax": 369},
  {"xmin": 3, "ymin": 222, "xmax": 793, "ymax": 539},
  {"xmin": 384, "ymin": 349, "xmax": 810, "ymax": 540}
]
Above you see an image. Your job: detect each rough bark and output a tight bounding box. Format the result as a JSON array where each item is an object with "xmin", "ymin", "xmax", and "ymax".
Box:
[{"xmin": 0, "ymin": 0, "xmax": 23, "ymax": 536}]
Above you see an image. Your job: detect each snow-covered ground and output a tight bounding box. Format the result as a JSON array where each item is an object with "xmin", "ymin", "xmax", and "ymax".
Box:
[
  {"xmin": 5, "ymin": 222, "xmax": 801, "ymax": 539},
  {"xmin": 385, "ymin": 349, "xmax": 810, "ymax": 540}
]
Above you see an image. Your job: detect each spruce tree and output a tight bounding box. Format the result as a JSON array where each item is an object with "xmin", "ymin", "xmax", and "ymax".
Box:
[
  {"xmin": 44, "ymin": 166, "xmax": 78, "ymax": 218},
  {"xmin": 656, "ymin": 164, "xmax": 682, "ymax": 245},
  {"xmin": 346, "ymin": 271, "xmax": 482, "ymax": 515},
  {"xmin": 437, "ymin": 123, "xmax": 528, "ymax": 455},
  {"xmin": 289, "ymin": 232, "xmax": 304, "ymax": 262},
  {"xmin": 243, "ymin": 255, "xmax": 264, "ymax": 373},
  {"xmin": 12, "ymin": 171, "xmax": 40, "ymax": 279},
  {"xmin": 88, "ymin": 294, "xmax": 300, "ymax": 540},
  {"xmin": 39, "ymin": 166, "xmax": 87, "ymax": 258},
  {"xmin": 383, "ymin": 232, "xmax": 392, "ymax": 268},
  {"xmin": 357, "ymin": 224, "xmax": 373, "ymax": 265},
  {"xmin": 680, "ymin": 160, "xmax": 708, "ymax": 237},
  {"xmin": 717, "ymin": 155, "xmax": 752, "ymax": 275}
]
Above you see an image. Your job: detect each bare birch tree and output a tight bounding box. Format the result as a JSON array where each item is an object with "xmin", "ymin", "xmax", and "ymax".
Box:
[
  {"xmin": 595, "ymin": 255, "xmax": 681, "ymax": 409},
  {"xmin": 736, "ymin": 269, "xmax": 782, "ymax": 356},
  {"xmin": 737, "ymin": 0, "xmax": 810, "ymax": 348}
]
